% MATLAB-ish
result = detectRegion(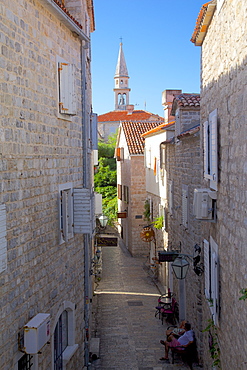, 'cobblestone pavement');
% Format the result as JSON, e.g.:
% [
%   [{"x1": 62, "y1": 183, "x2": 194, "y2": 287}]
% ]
[{"x1": 90, "y1": 240, "x2": 201, "y2": 370}]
